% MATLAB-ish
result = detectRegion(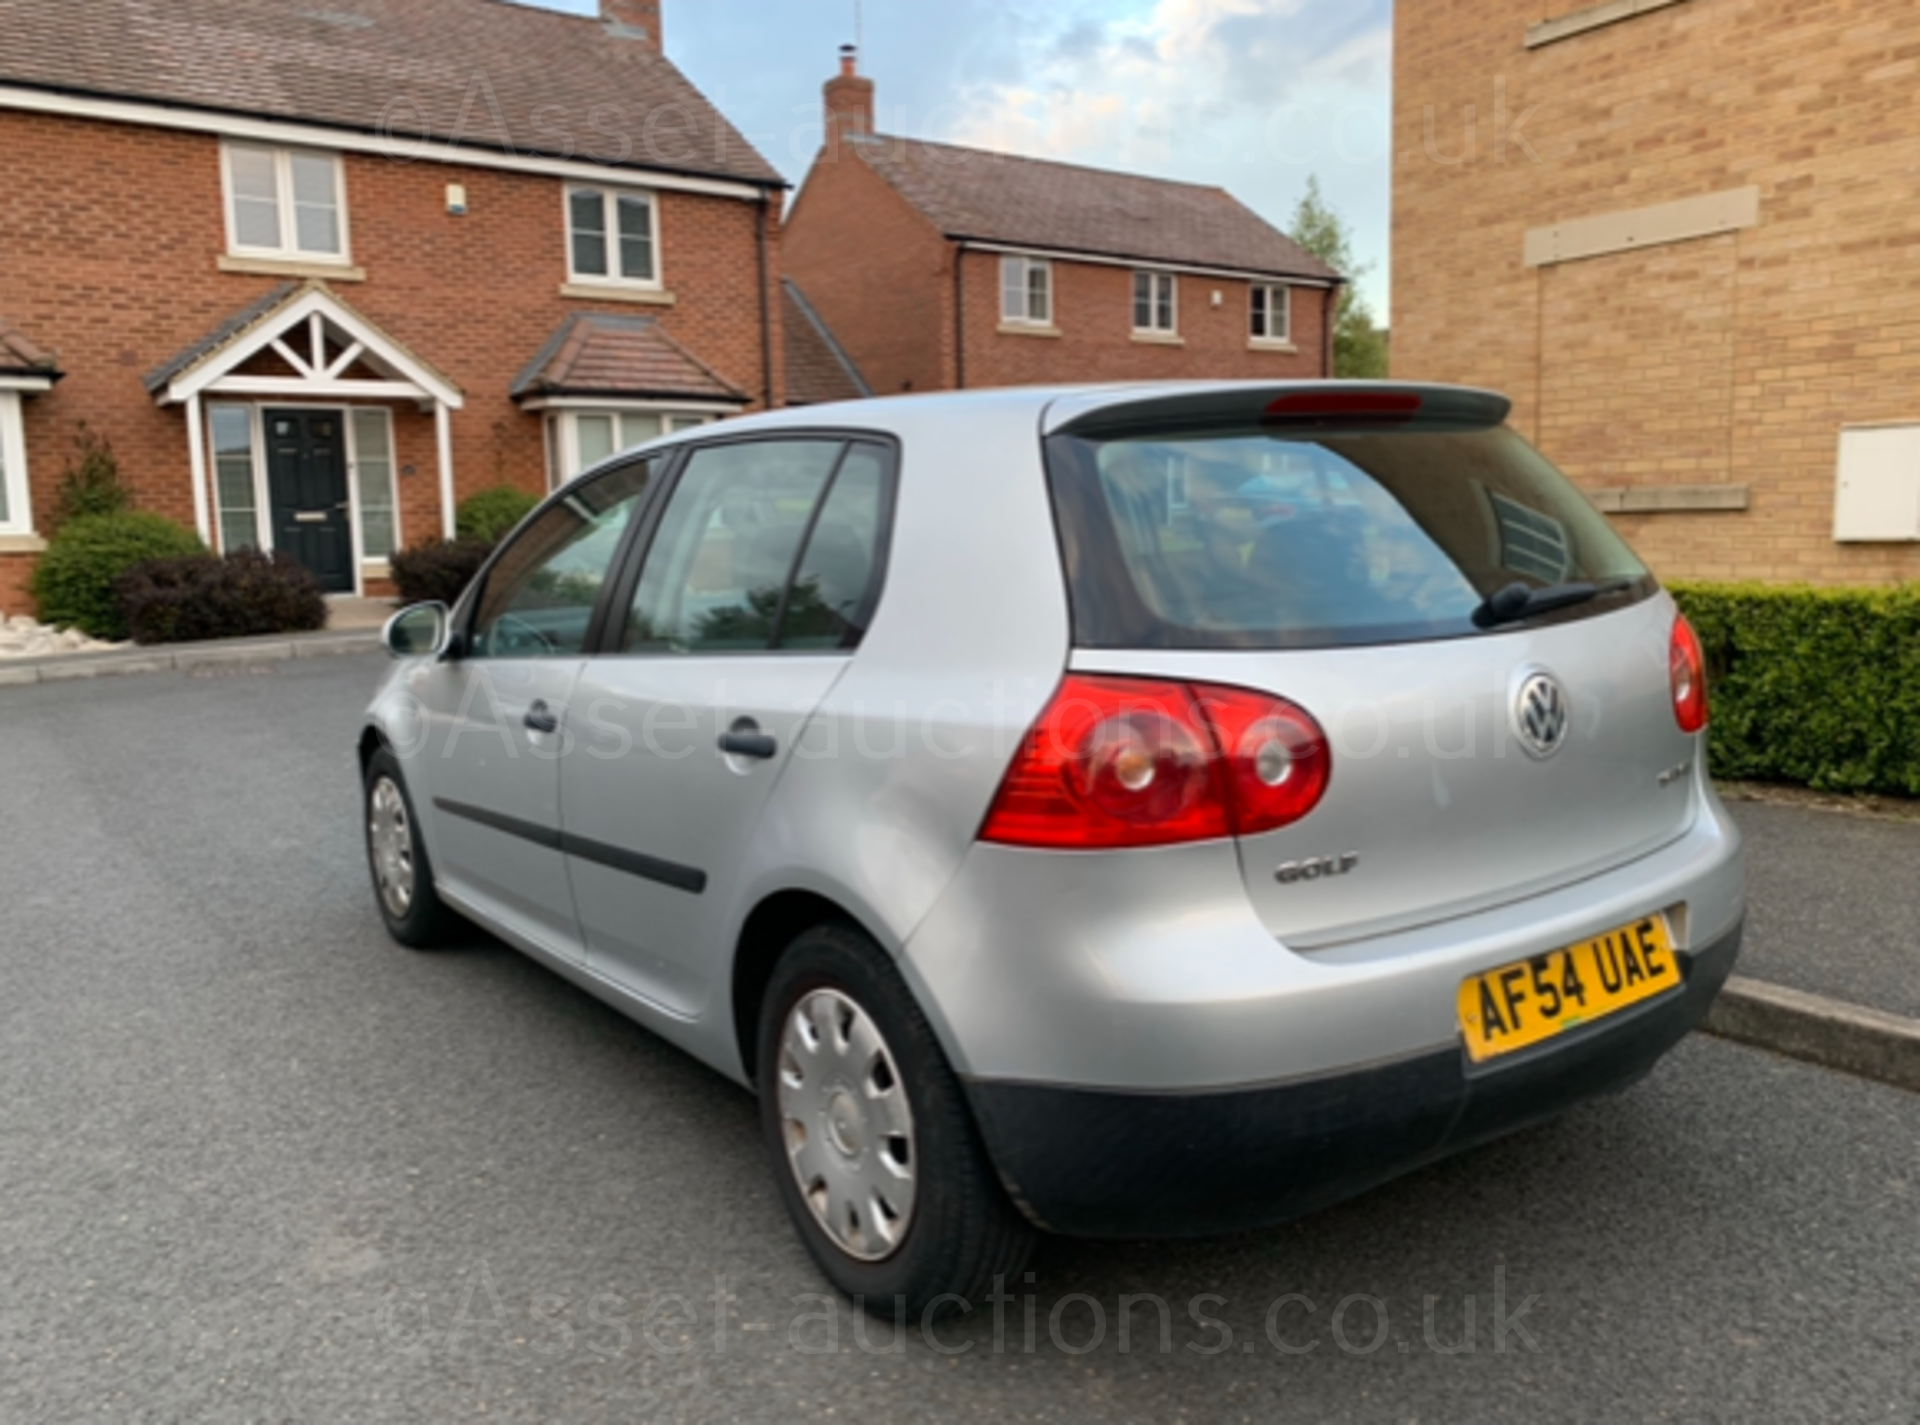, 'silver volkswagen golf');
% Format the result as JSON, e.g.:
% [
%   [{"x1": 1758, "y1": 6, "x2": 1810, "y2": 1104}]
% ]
[{"x1": 360, "y1": 383, "x2": 1744, "y2": 1314}]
